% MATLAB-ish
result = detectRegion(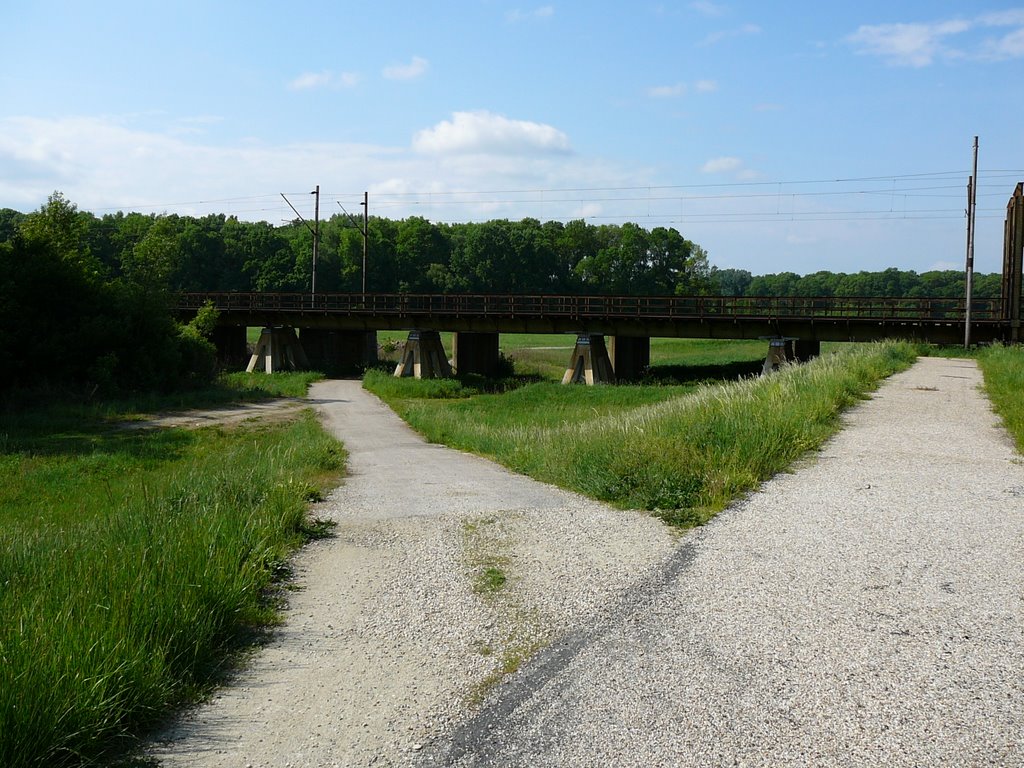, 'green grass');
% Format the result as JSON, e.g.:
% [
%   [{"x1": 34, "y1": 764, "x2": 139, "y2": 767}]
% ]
[
  {"x1": 367, "y1": 341, "x2": 918, "y2": 527},
  {"x1": 978, "y1": 344, "x2": 1024, "y2": 452},
  {"x1": 0, "y1": 392, "x2": 343, "y2": 766},
  {"x1": 375, "y1": 331, "x2": 771, "y2": 383}
]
